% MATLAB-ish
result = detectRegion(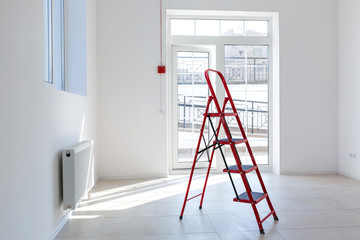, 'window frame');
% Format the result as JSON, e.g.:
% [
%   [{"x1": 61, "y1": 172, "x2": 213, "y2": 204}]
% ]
[
  {"x1": 166, "y1": 10, "x2": 277, "y2": 173},
  {"x1": 171, "y1": 45, "x2": 216, "y2": 170},
  {"x1": 44, "y1": 0, "x2": 65, "y2": 90}
]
